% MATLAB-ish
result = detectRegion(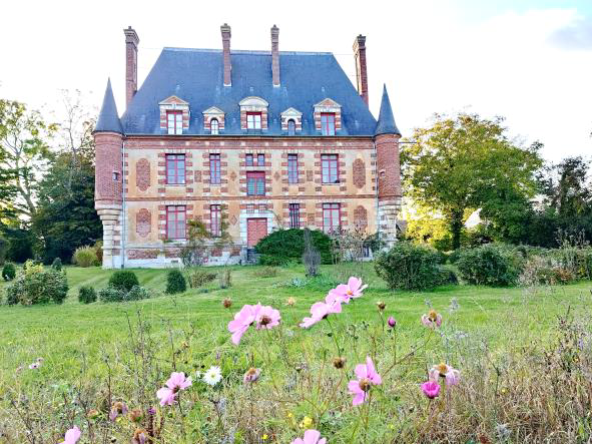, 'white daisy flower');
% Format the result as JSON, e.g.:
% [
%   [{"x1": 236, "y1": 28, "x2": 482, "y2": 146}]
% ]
[{"x1": 202, "y1": 366, "x2": 222, "y2": 386}]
